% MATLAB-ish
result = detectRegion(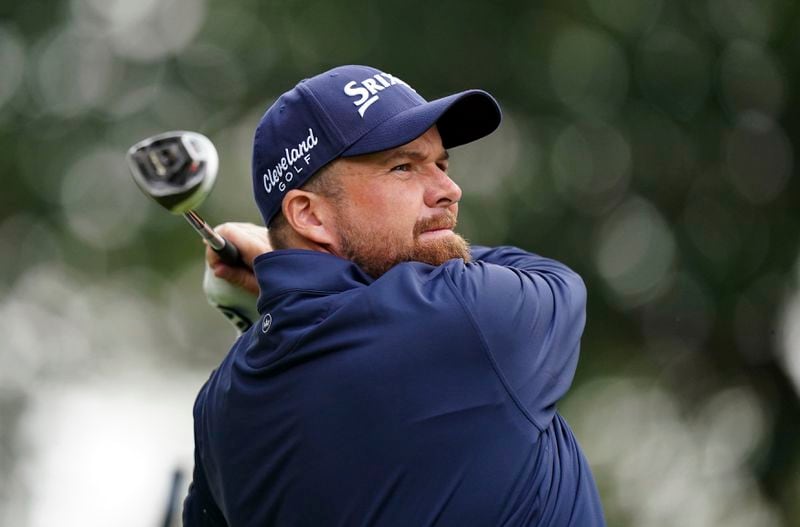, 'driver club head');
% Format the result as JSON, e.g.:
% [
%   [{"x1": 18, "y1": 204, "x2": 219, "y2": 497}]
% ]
[{"x1": 126, "y1": 131, "x2": 219, "y2": 214}]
